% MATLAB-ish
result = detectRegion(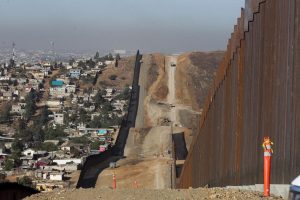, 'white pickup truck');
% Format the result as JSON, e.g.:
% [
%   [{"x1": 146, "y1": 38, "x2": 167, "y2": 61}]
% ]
[{"x1": 289, "y1": 175, "x2": 300, "y2": 199}]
